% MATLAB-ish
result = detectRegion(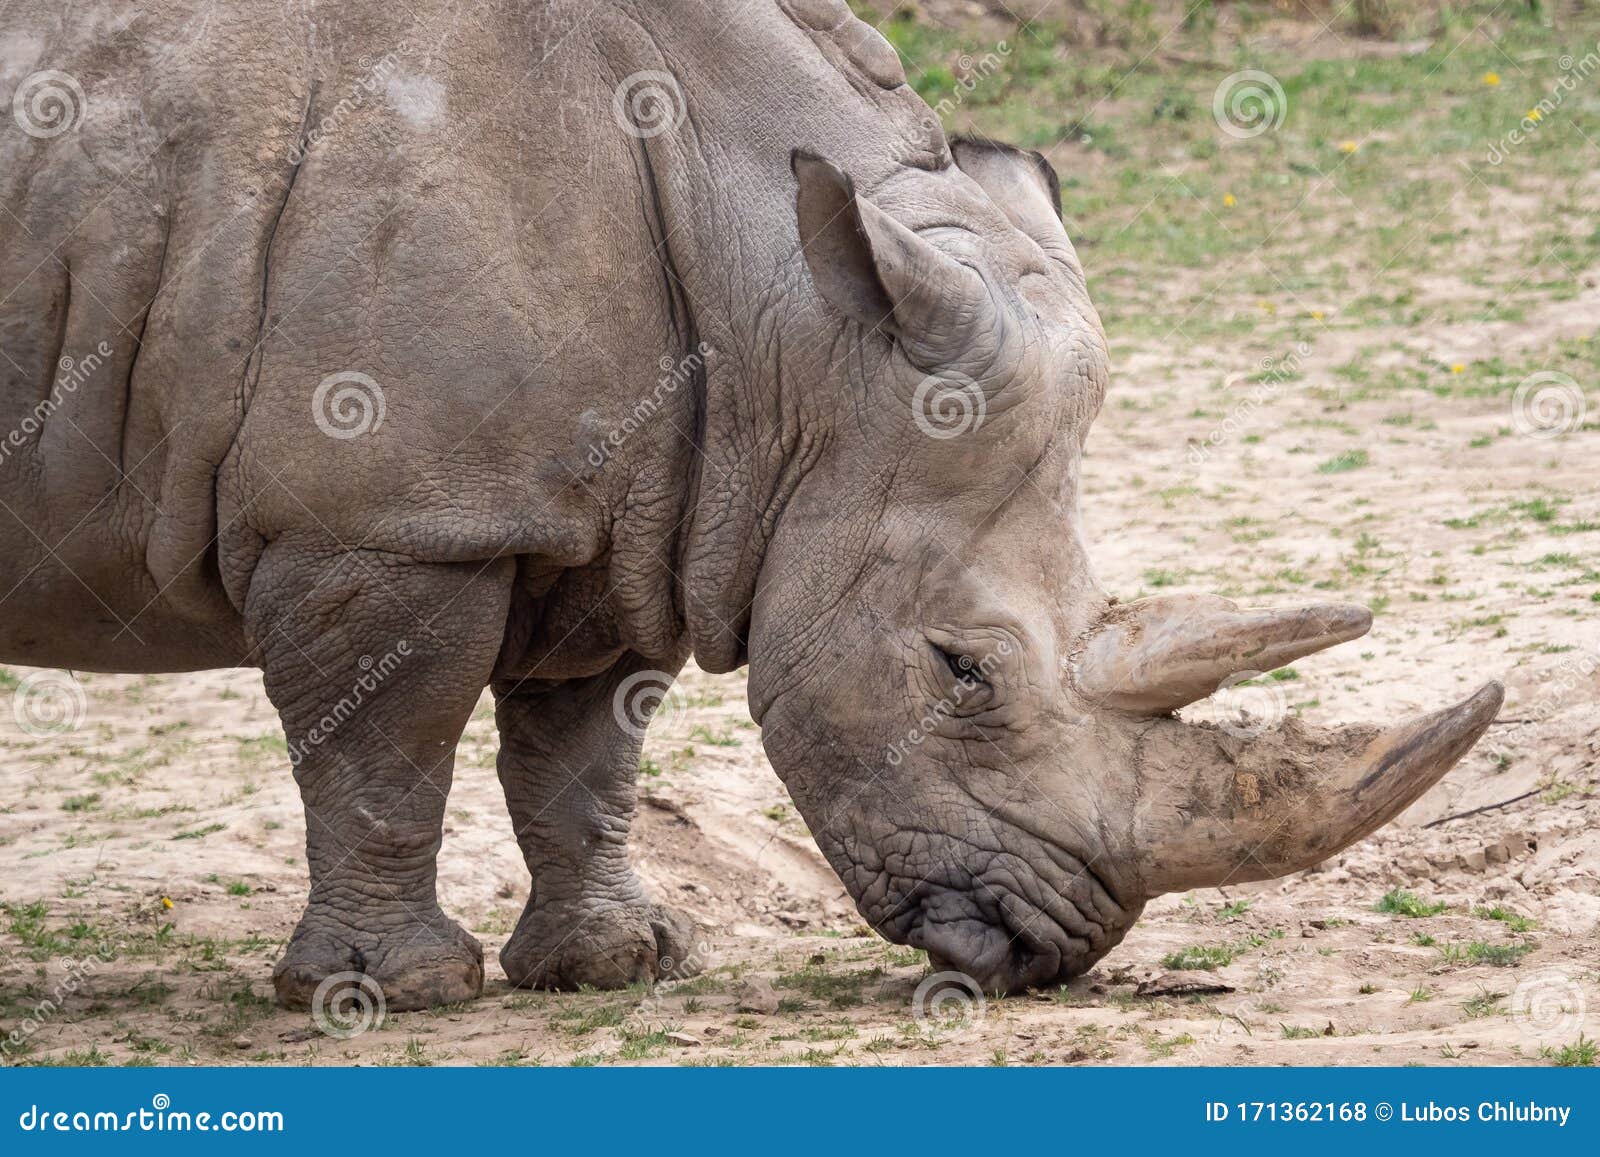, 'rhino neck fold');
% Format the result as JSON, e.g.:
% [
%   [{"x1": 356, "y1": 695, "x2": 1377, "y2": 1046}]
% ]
[{"x1": 594, "y1": 2, "x2": 953, "y2": 672}]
